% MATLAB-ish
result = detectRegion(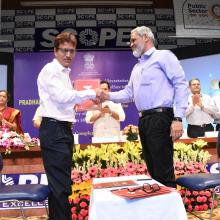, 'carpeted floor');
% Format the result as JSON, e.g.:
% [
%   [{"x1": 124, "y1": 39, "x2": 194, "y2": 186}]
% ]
[
  {"x1": 187, "y1": 208, "x2": 220, "y2": 220},
  {"x1": 0, "y1": 217, "x2": 47, "y2": 220},
  {"x1": 0, "y1": 209, "x2": 220, "y2": 220}
]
